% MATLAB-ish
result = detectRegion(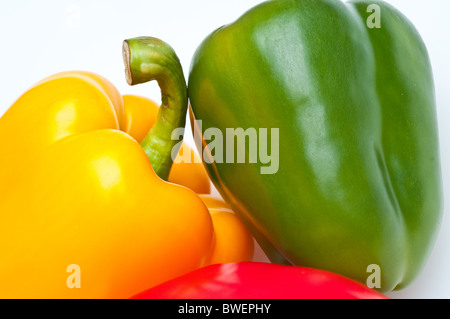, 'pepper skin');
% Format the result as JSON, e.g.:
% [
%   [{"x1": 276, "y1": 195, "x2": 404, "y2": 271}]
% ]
[
  {"x1": 131, "y1": 262, "x2": 387, "y2": 299},
  {"x1": 188, "y1": 0, "x2": 442, "y2": 292}
]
